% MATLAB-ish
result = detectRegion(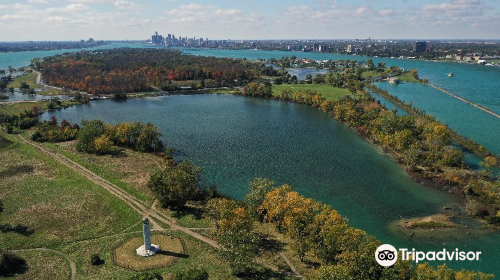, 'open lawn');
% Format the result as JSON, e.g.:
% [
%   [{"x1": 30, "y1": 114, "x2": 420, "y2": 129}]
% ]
[
  {"x1": 2, "y1": 250, "x2": 71, "y2": 280},
  {"x1": 0, "y1": 132, "x2": 140, "y2": 250},
  {"x1": 272, "y1": 84, "x2": 356, "y2": 101},
  {"x1": 40, "y1": 140, "x2": 159, "y2": 204},
  {"x1": 0, "y1": 101, "x2": 48, "y2": 116},
  {"x1": 8, "y1": 72, "x2": 41, "y2": 89},
  {"x1": 395, "y1": 72, "x2": 425, "y2": 83},
  {"x1": 0, "y1": 100, "x2": 80, "y2": 116}
]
